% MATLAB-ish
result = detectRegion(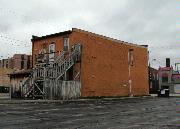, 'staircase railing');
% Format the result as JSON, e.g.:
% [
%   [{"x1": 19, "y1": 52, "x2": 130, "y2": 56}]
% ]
[
  {"x1": 55, "y1": 47, "x2": 81, "y2": 80},
  {"x1": 54, "y1": 51, "x2": 65, "y2": 64},
  {"x1": 33, "y1": 43, "x2": 81, "y2": 79},
  {"x1": 22, "y1": 43, "x2": 81, "y2": 98},
  {"x1": 21, "y1": 75, "x2": 33, "y2": 97},
  {"x1": 33, "y1": 67, "x2": 45, "y2": 79}
]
